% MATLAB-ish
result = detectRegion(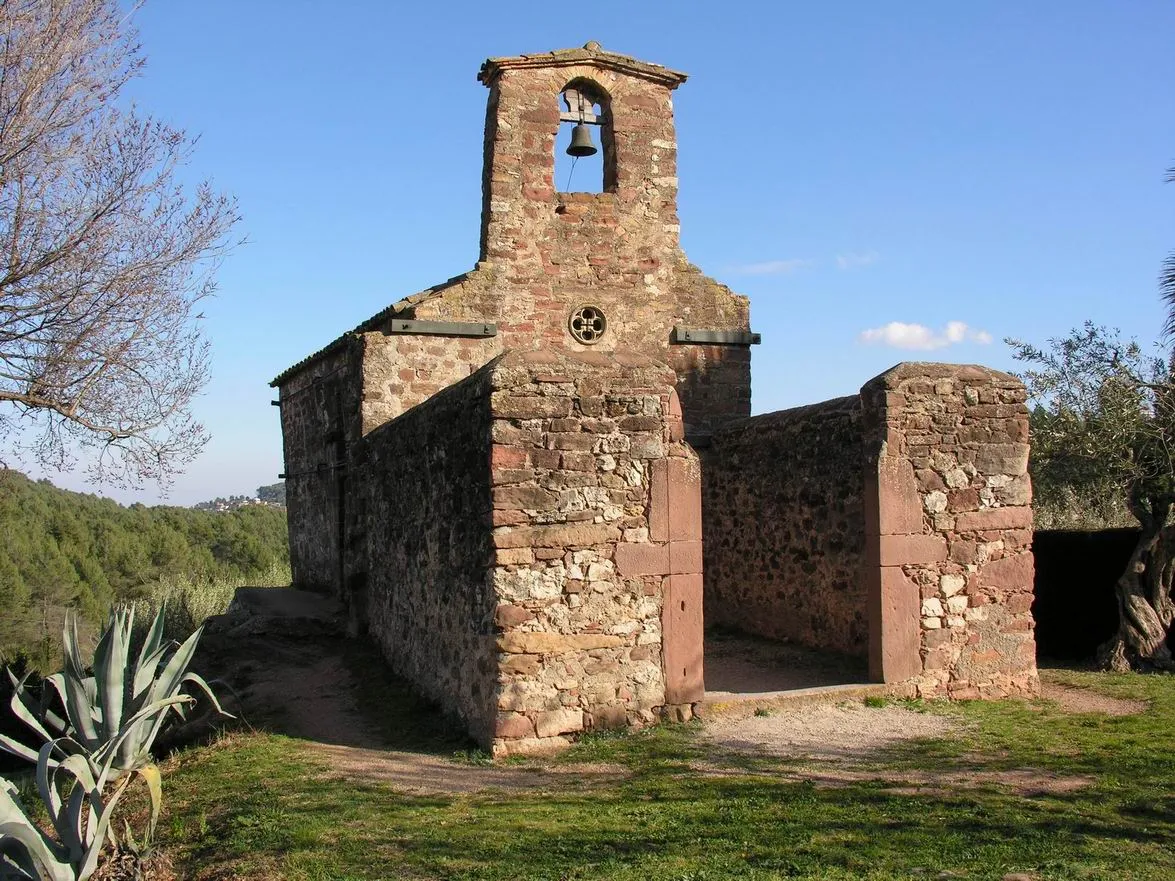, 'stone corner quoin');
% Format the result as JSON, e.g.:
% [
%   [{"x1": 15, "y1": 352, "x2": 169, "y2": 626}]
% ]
[{"x1": 862, "y1": 361, "x2": 1038, "y2": 700}]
